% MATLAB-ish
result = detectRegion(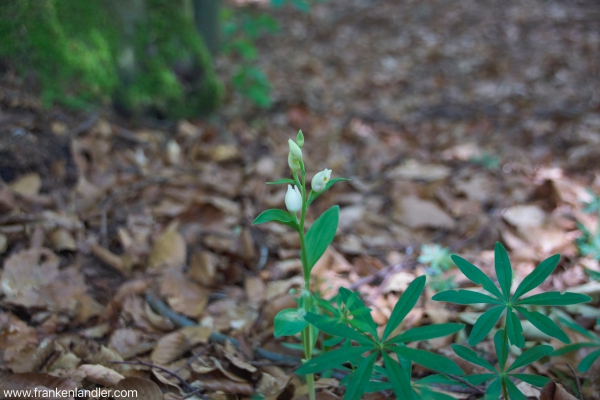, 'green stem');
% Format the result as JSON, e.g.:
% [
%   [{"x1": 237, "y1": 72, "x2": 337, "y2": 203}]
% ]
[{"x1": 502, "y1": 314, "x2": 509, "y2": 399}]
